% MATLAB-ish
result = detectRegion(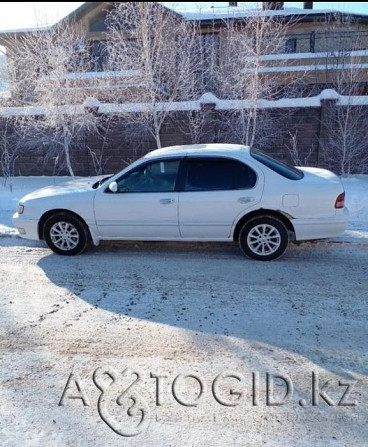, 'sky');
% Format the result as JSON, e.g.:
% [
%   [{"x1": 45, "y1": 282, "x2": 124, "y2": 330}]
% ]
[{"x1": 0, "y1": 2, "x2": 367, "y2": 32}]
